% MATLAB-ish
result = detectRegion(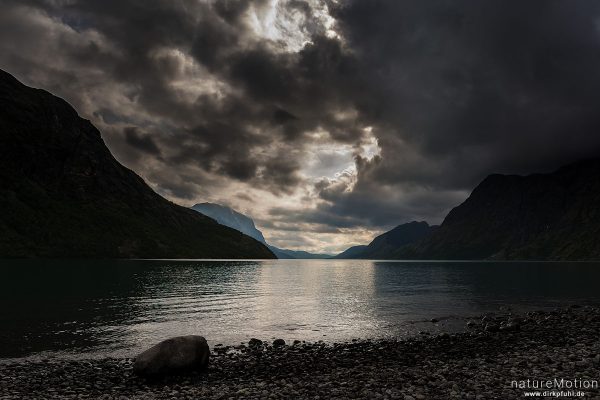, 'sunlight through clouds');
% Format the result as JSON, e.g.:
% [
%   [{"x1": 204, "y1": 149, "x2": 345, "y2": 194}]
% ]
[
  {"x1": 4, "y1": 0, "x2": 598, "y2": 253},
  {"x1": 248, "y1": 0, "x2": 339, "y2": 52}
]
